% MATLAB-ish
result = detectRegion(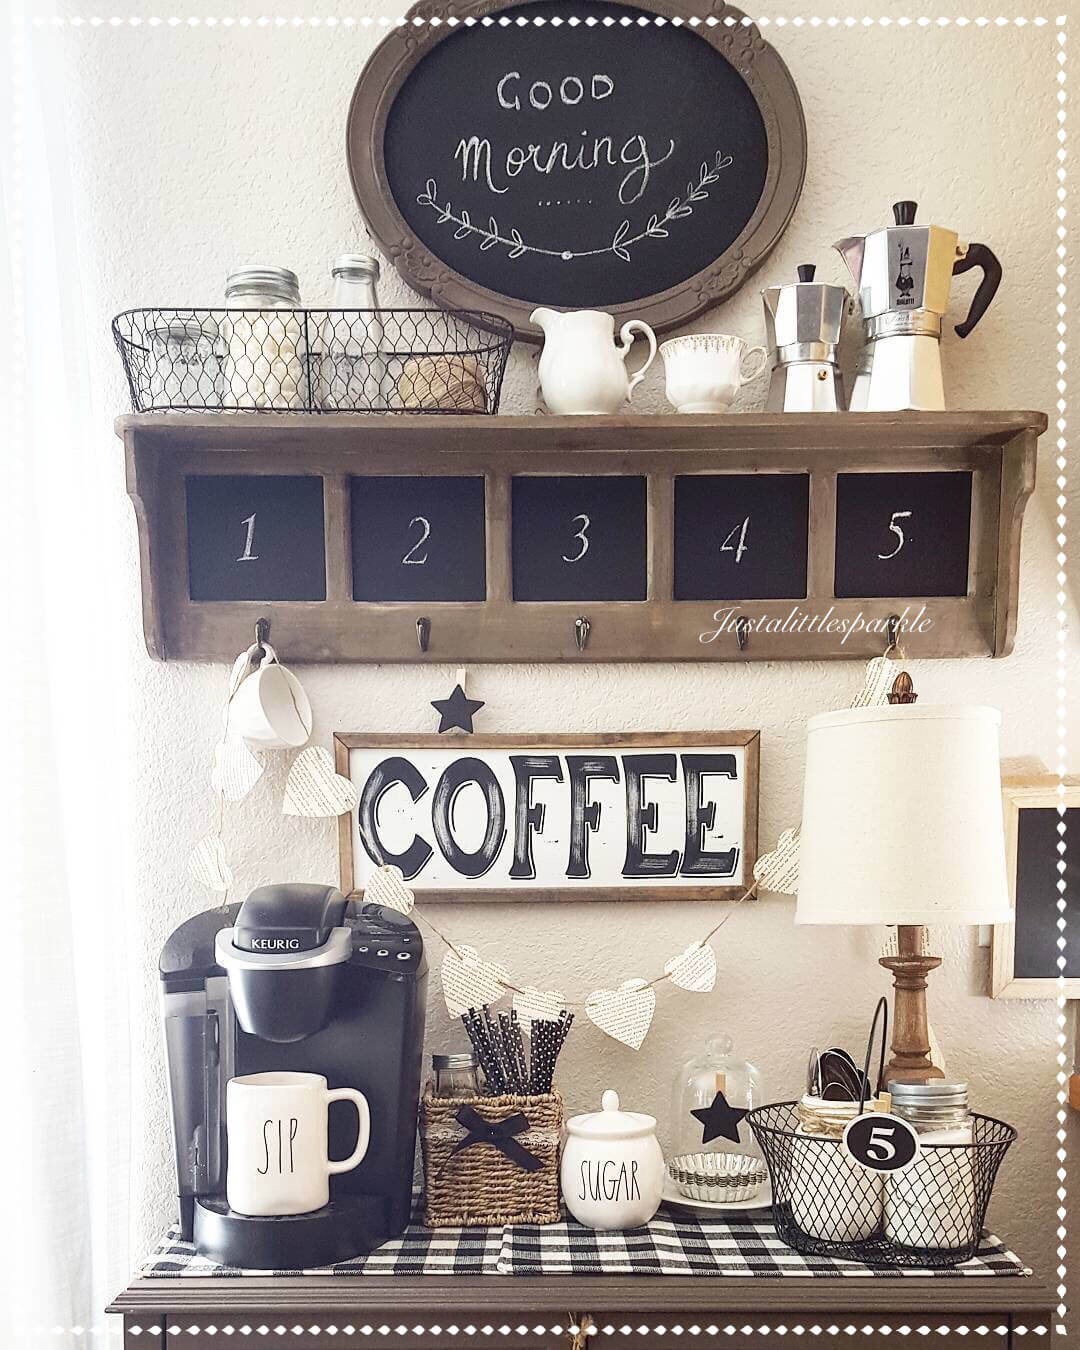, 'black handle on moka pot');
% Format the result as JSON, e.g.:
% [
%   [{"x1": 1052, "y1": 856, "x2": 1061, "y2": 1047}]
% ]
[{"x1": 952, "y1": 243, "x2": 1002, "y2": 338}]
